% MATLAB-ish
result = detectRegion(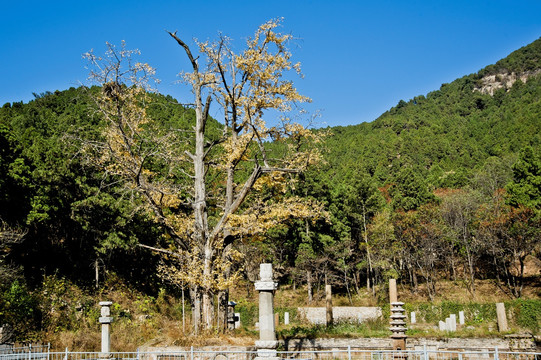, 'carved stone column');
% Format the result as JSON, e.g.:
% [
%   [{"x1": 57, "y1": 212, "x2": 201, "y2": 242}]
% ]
[
  {"x1": 99, "y1": 301, "x2": 113, "y2": 357},
  {"x1": 255, "y1": 264, "x2": 278, "y2": 360}
]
